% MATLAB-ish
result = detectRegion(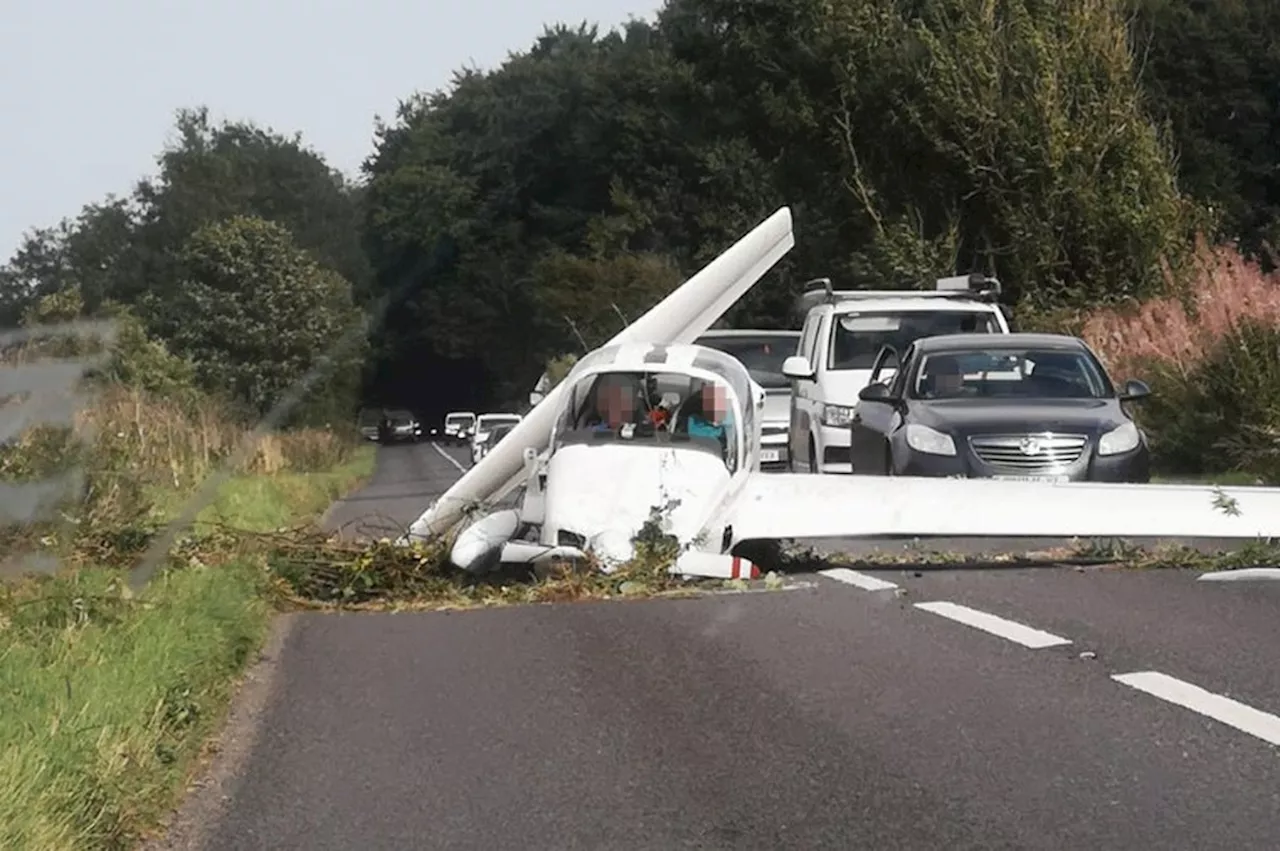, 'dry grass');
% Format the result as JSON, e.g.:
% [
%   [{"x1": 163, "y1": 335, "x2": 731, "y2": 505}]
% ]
[
  {"x1": 82, "y1": 385, "x2": 356, "y2": 488},
  {"x1": 1080, "y1": 235, "x2": 1280, "y2": 378}
]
